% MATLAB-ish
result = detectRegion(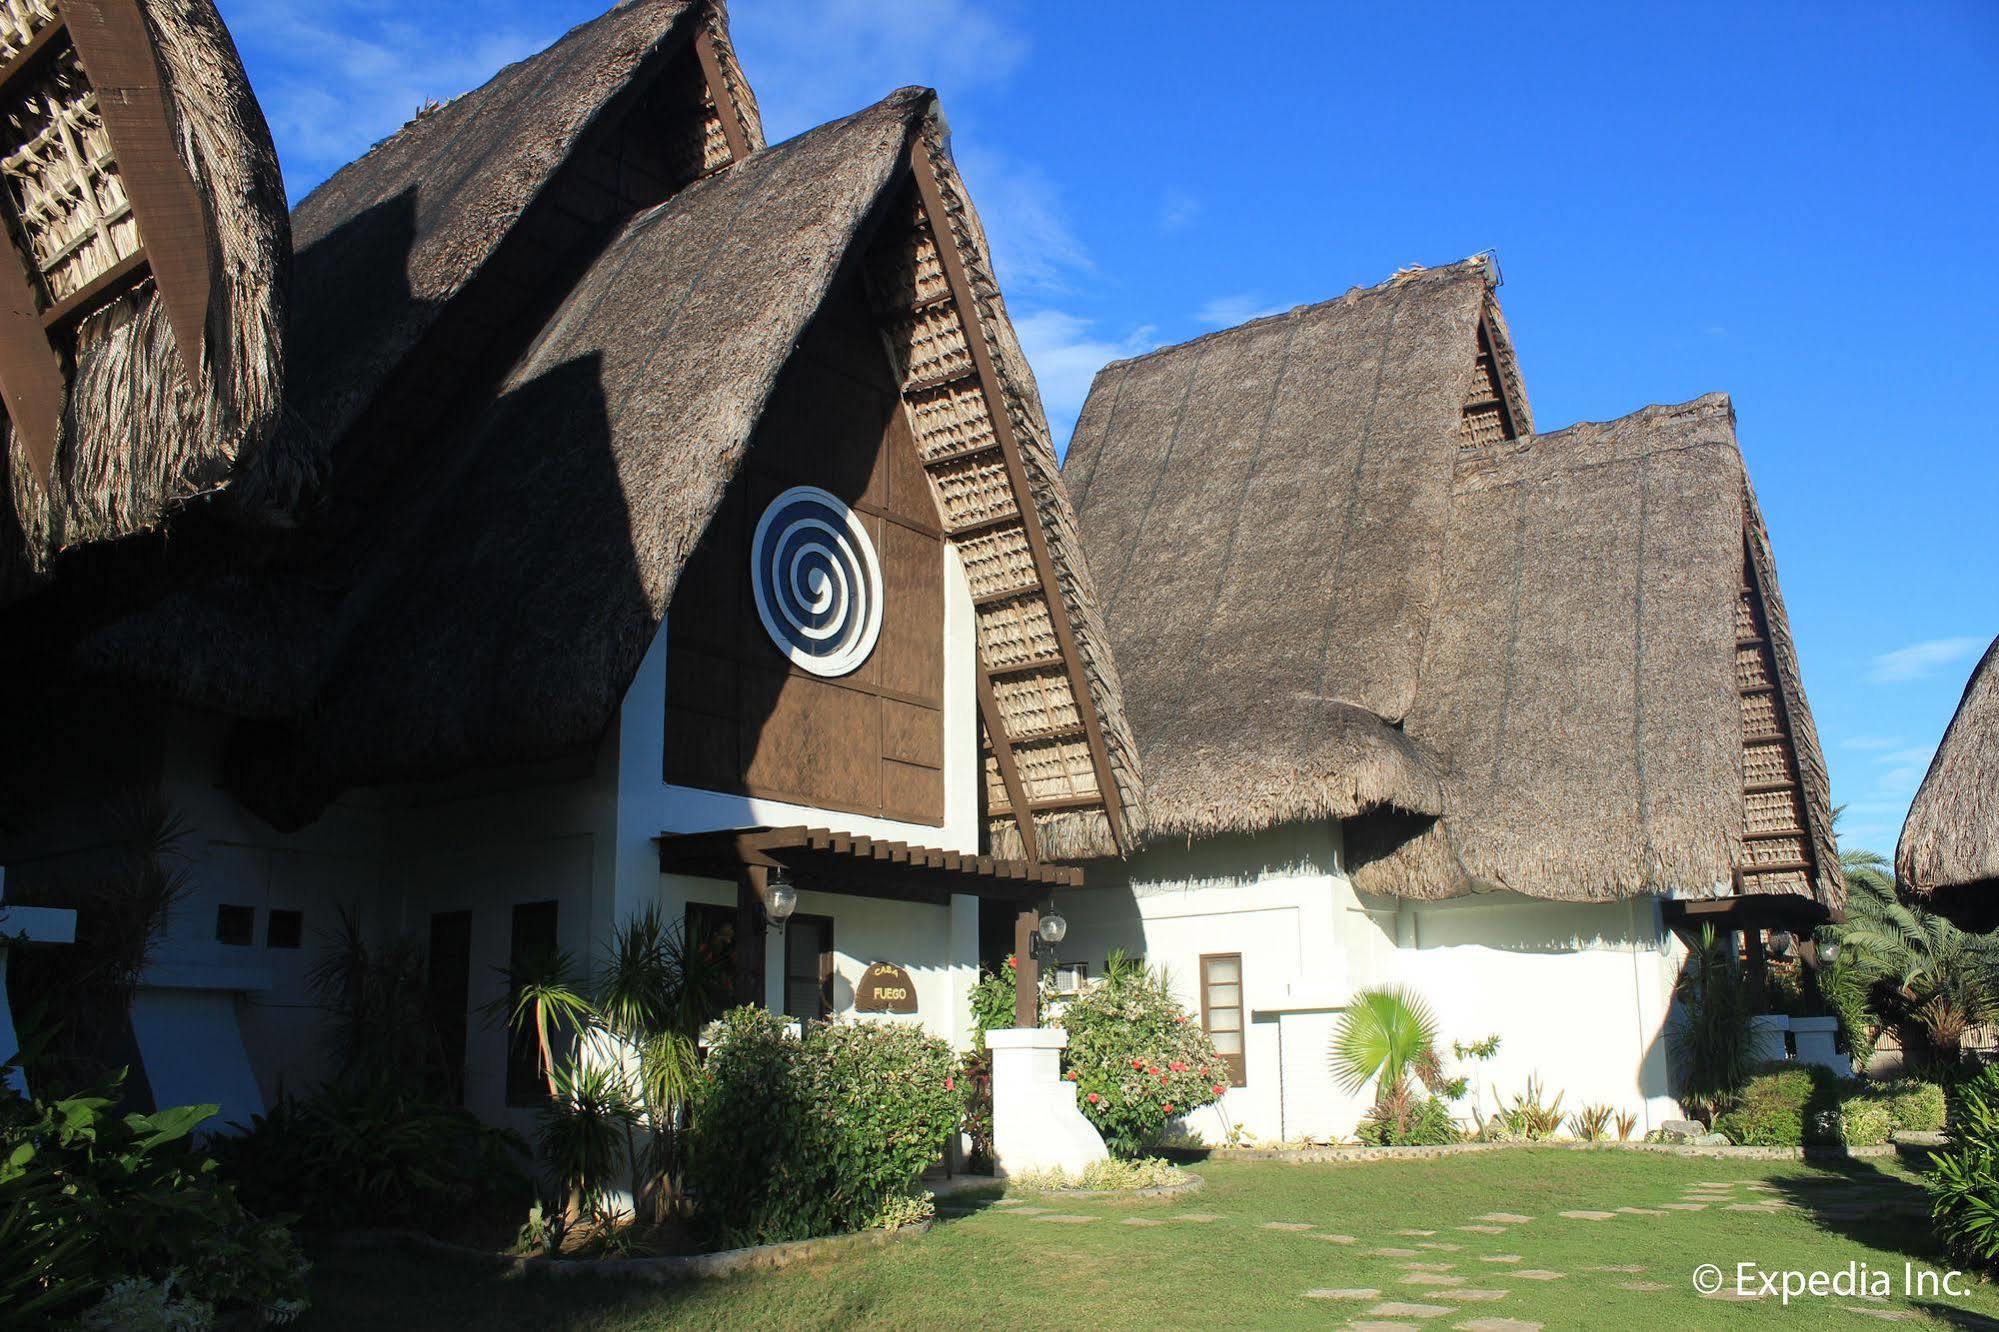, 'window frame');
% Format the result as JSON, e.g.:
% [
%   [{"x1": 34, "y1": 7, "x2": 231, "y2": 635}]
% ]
[
  {"x1": 782, "y1": 913, "x2": 836, "y2": 1023},
  {"x1": 1198, "y1": 952, "x2": 1247, "y2": 1088}
]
